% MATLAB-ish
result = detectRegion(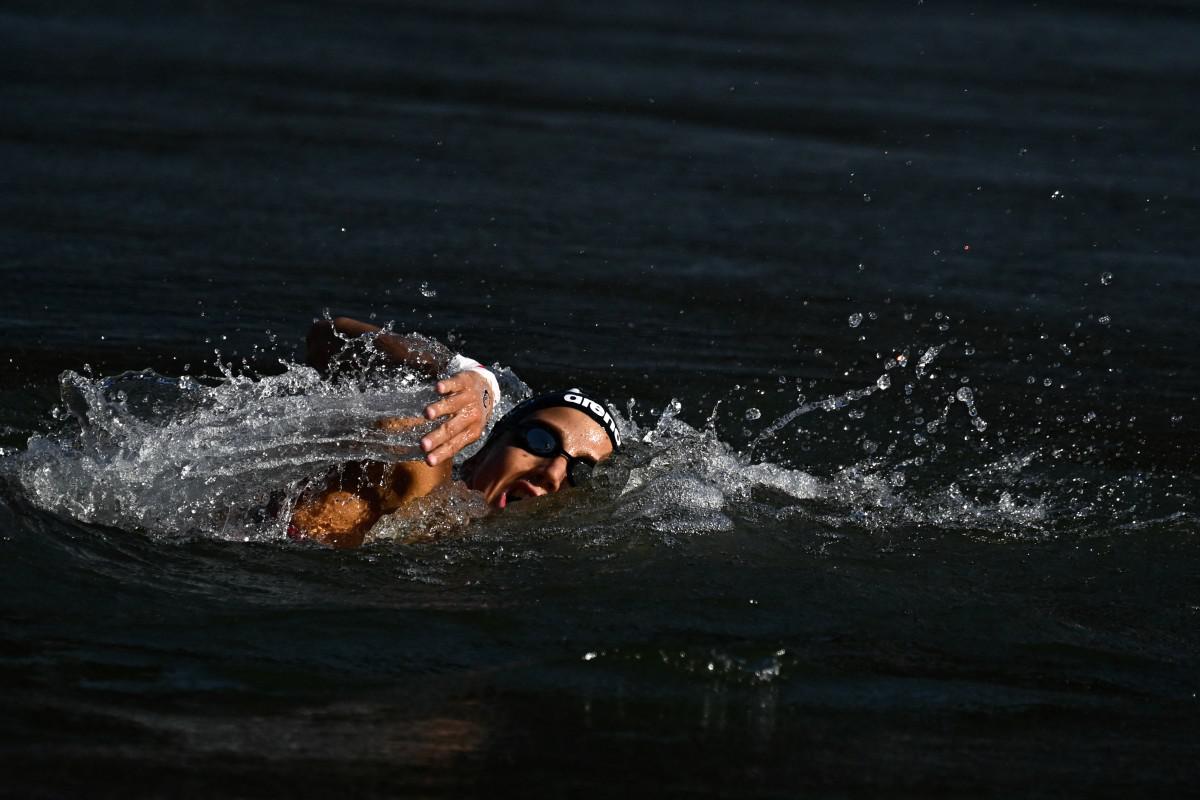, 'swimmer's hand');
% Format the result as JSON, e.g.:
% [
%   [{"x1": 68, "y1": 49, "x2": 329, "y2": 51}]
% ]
[{"x1": 419, "y1": 370, "x2": 494, "y2": 466}]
